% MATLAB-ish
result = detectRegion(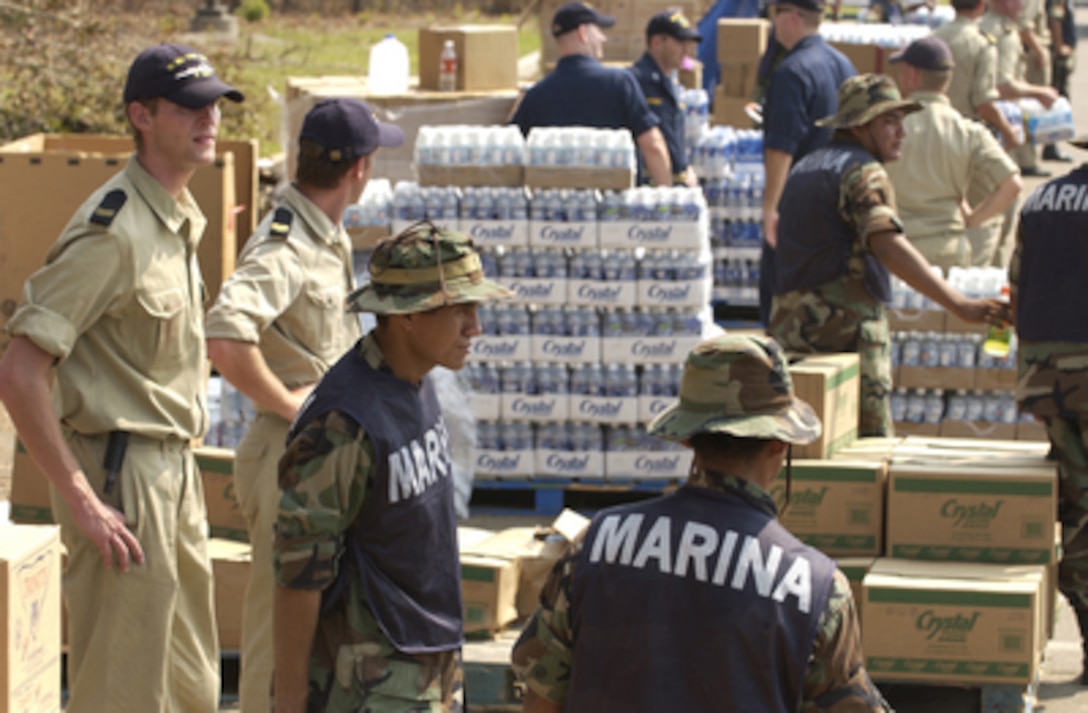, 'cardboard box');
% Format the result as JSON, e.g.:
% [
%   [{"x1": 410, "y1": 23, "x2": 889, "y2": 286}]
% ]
[
  {"x1": 892, "y1": 421, "x2": 941, "y2": 437},
  {"x1": 460, "y1": 554, "x2": 520, "y2": 635},
  {"x1": 417, "y1": 163, "x2": 524, "y2": 188},
  {"x1": 897, "y1": 365, "x2": 975, "y2": 391},
  {"x1": 885, "y1": 459, "x2": 1056, "y2": 564},
  {"x1": 774, "y1": 460, "x2": 887, "y2": 557},
  {"x1": 347, "y1": 225, "x2": 392, "y2": 251},
  {"x1": 887, "y1": 308, "x2": 946, "y2": 333},
  {"x1": 831, "y1": 437, "x2": 902, "y2": 462},
  {"x1": 939, "y1": 420, "x2": 1018, "y2": 441},
  {"x1": 837, "y1": 556, "x2": 876, "y2": 625},
  {"x1": 209, "y1": 538, "x2": 250, "y2": 653},
  {"x1": 418, "y1": 26, "x2": 519, "y2": 92},
  {"x1": 194, "y1": 446, "x2": 249, "y2": 543},
  {"x1": 0, "y1": 524, "x2": 62, "y2": 713},
  {"x1": 829, "y1": 42, "x2": 887, "y2": 74},
  {"x1": 944, "y1": 311, "x2": 989, "y2": 334},
  {"x1": 0, "y1": 135, "x2": 244, "y2": 354},
  {"x1": 712, "y1": 90, "x2": 755, "y2": 128},
  {"x1": 717, "y1": 62, "x2": 759, "y2": 99},
  {"x1": 524, "y1": 165, "x2": 635, "y2": 191},
  {"x1": 285, "y1": 77, "x2": 517, "y2": 184},
  {"x1": 10, "y1": 442, "x2": 52, "y2": 526},
  {"x1": 863, "y1": 558, "x2": 1044, "y2": 685},
  {"x1": 975, "y1": 368, "x2": 1017, "y2": 391},
  {"x1": 678, "y1": 58, "x2": 703, "y2": 90},
  {"x1": 1017, "y1": 419, "x2": 1048, "y2": 442},
  {"x1": 788, "y1": 353, "x2": 860, "y2": 460},
  {"x1": 717, "y1": 18, "x2": 770, "y2": 65}
]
